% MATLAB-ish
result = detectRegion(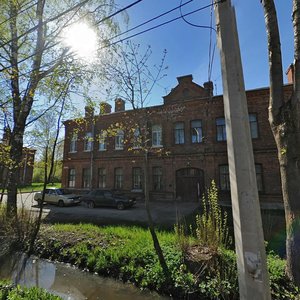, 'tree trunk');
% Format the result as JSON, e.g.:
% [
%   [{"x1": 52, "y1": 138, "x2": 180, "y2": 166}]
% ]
[
  {"x1": 143, "y1": 151, "x2": 171, "y2": 282},
  {"x1": 6, "y1": 127, "x2": 25, "y2": 215},
  {"x1": 275, "y1": 109, "x2": 300, "y2": 285},
  {"x1": 261, "y1": 0, "x2": 300, "y2": 286}
]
